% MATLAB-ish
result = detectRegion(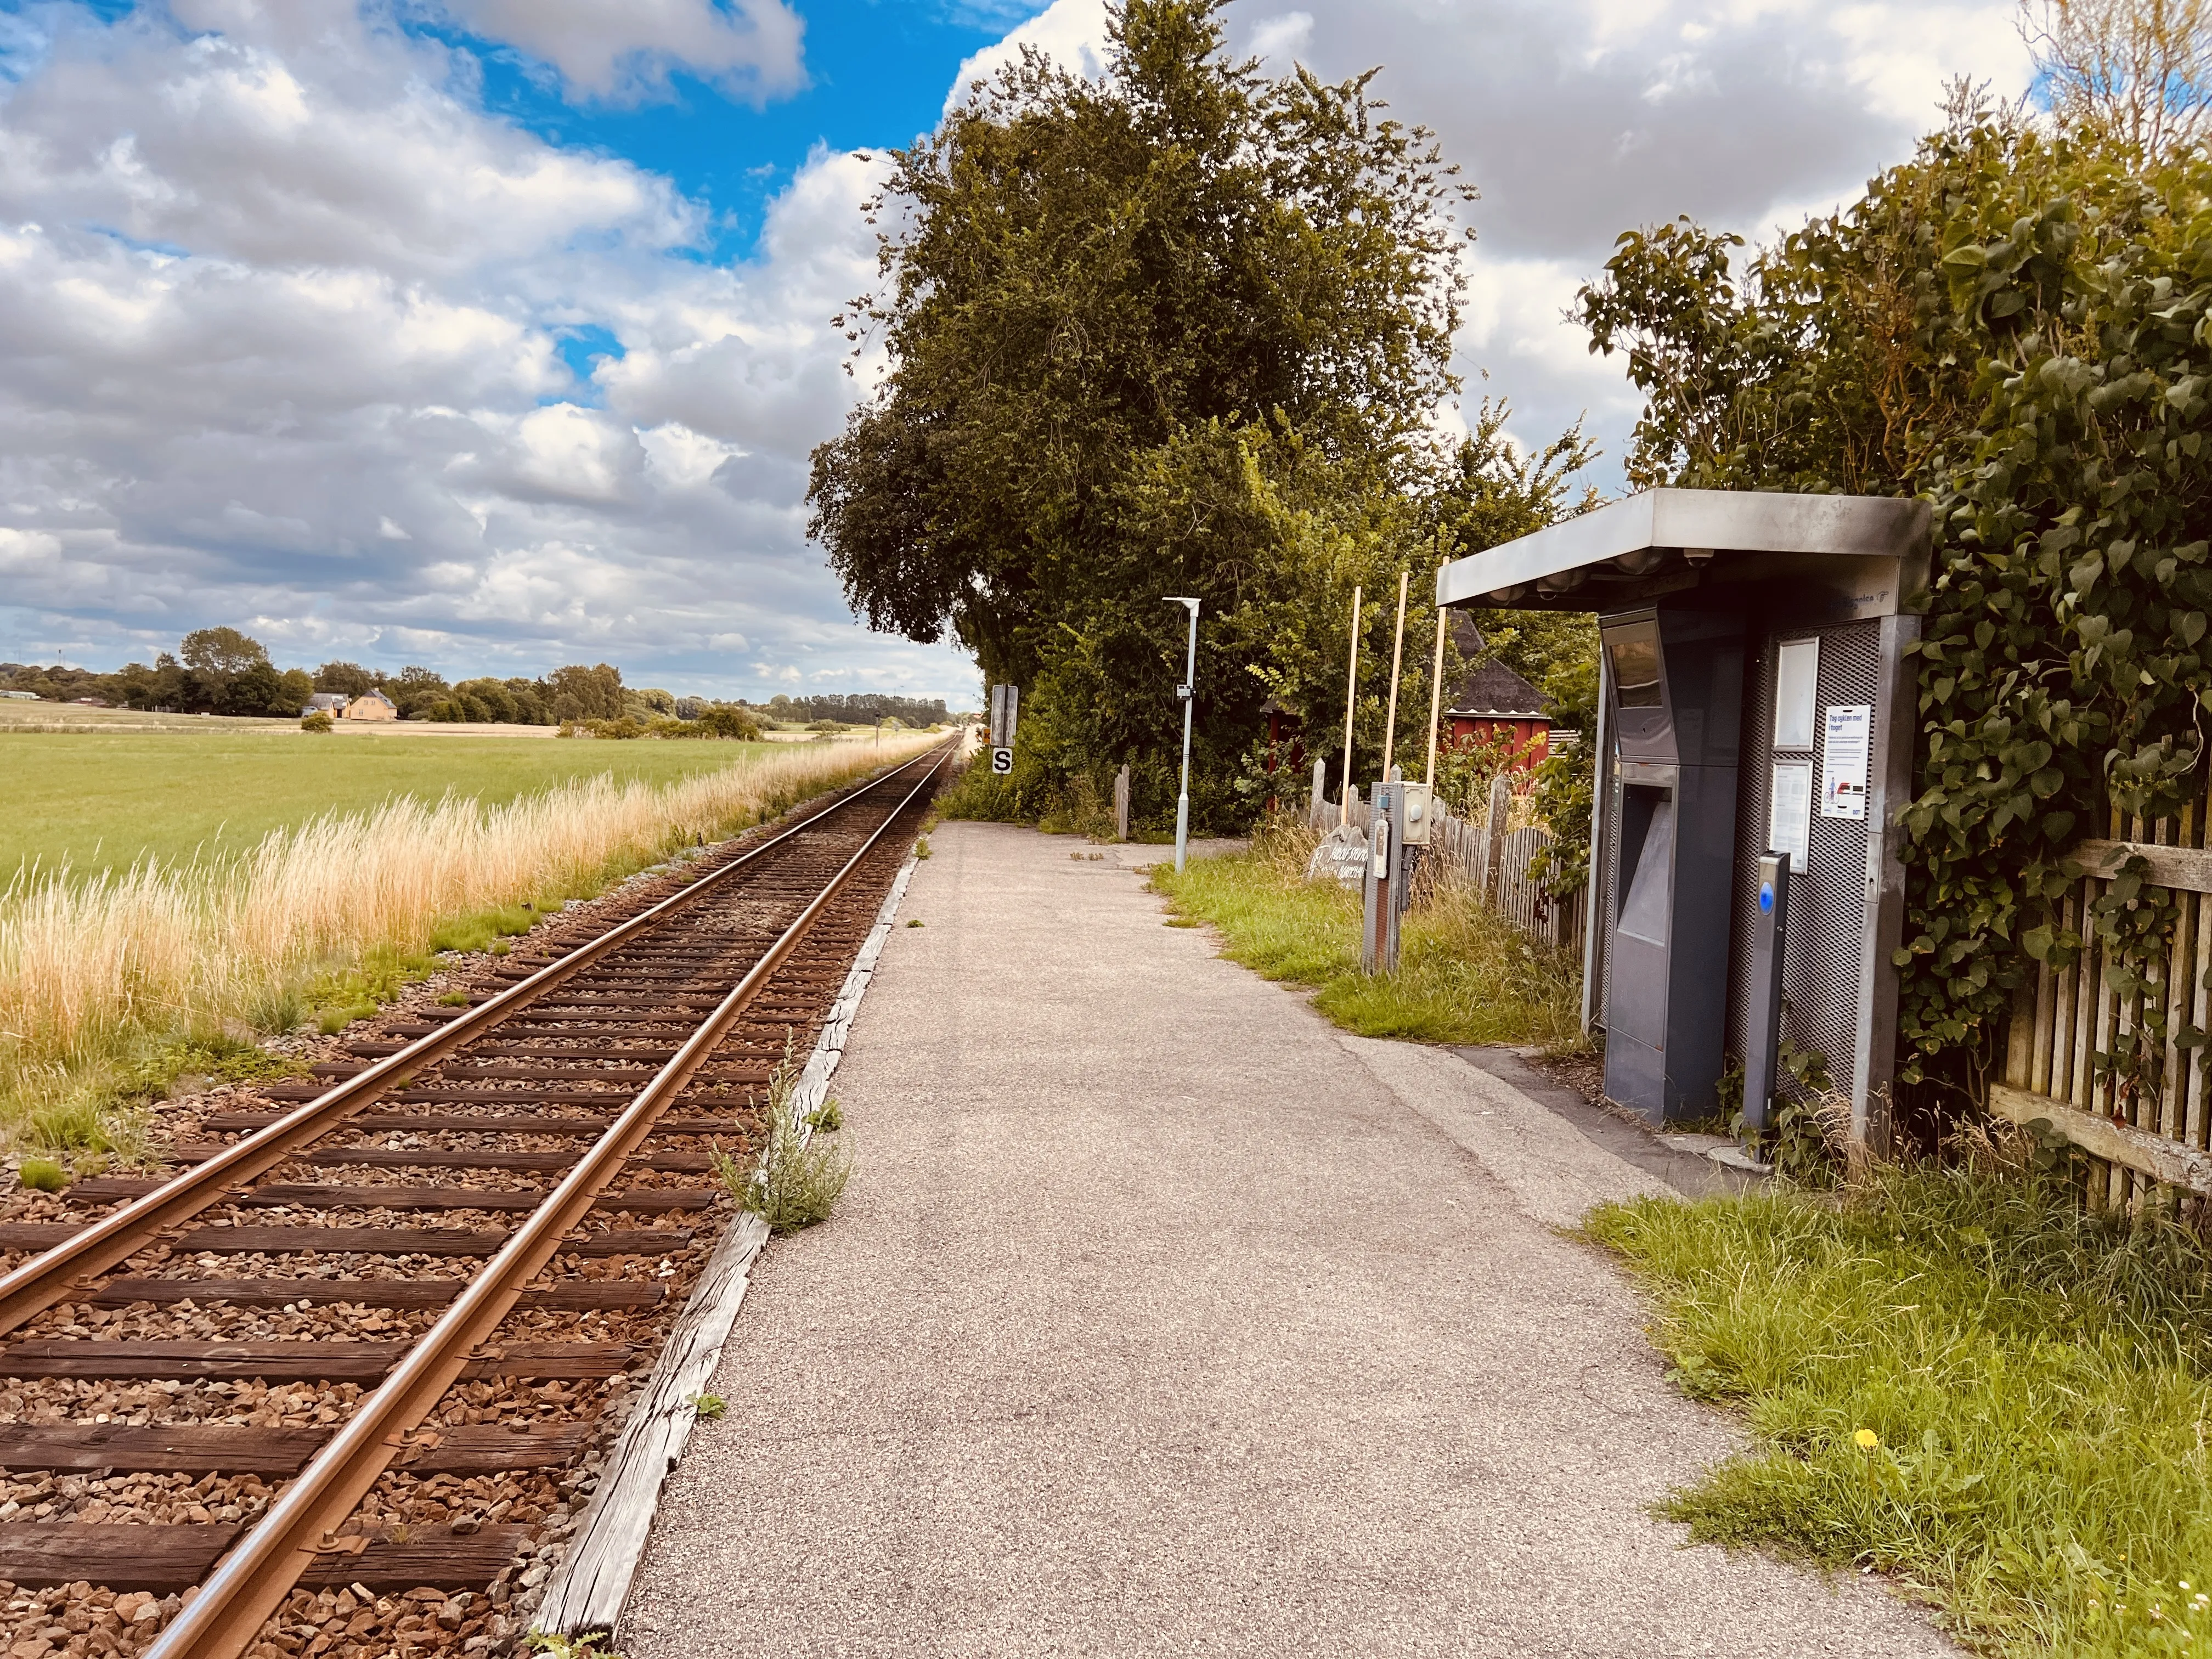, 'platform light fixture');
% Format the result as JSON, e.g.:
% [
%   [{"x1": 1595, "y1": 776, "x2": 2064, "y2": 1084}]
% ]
[{"x1": 1164, "y1": 596, "x2": 1200, "y2": 873}]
